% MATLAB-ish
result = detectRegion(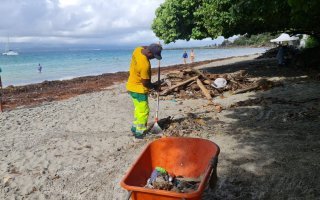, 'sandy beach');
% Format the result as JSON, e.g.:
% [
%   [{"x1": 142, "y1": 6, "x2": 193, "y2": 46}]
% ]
[{"x1": 1, "y1": 55, "x2": 320, "y2": 199}]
